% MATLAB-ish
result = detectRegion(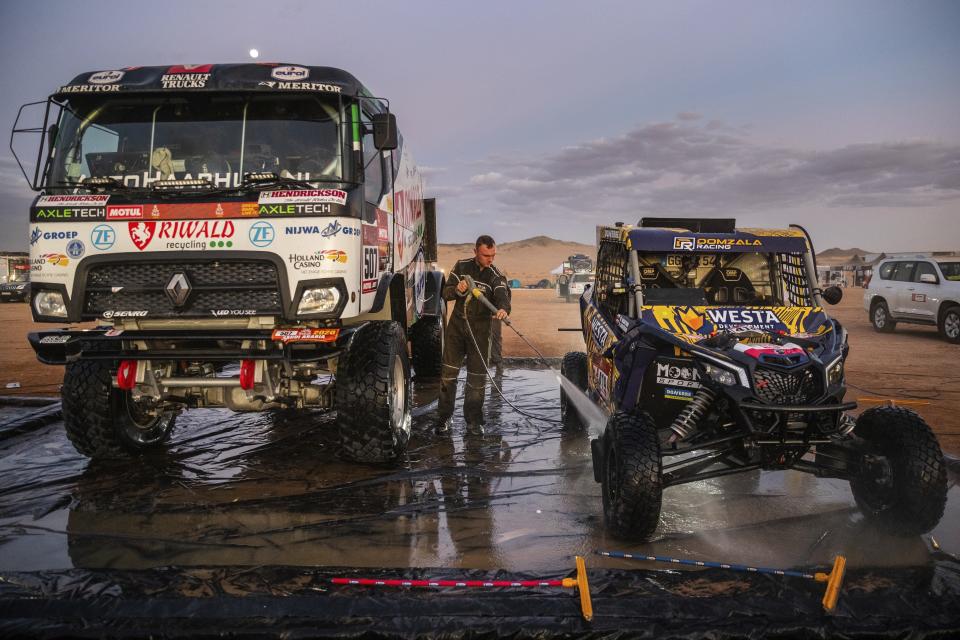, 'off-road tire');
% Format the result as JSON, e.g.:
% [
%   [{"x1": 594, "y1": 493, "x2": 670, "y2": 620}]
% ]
[
  {"x1": 410, "y1": 313, "x2": 444, "y2": 378},
  {"x1": 871, "y1": 300, "x2": 896, "y2": 333},
  {"x1": 61, "y1": 359, "x2": 176, "y2": 459},
  {"x1": 938, "y1": 305, "x2": 960, "y2": 344},
  {"x1": 336, "y1": 321, "x2": 412, "y2": 463},
  {"x1": 601, "y1": 411, "x2": 662, "y2": 540},
  {"x1": 560, "y1": 351, "x2": 588, "y2": 430},
  {"x1": 849, "y1": 406, "x2": 947, "y2": 535}
]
